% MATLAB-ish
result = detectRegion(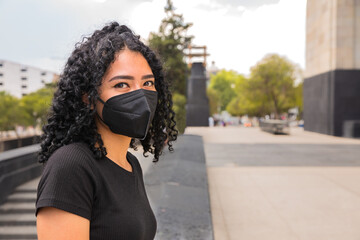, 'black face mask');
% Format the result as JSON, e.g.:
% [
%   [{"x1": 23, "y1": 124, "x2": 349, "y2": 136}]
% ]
[{"x1": 97, "y1": 88, "x2": 158, "y2": 140}]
